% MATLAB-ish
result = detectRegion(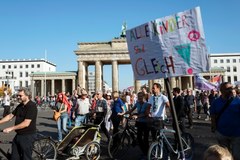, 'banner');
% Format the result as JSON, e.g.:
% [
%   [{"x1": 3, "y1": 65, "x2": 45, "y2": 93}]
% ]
[
  {"x1": 194, "y1": 74, "x2": 217, "y2": 91},
  {"x1": 126, "y1": 6, "x2": 209, "y2": 80}
]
